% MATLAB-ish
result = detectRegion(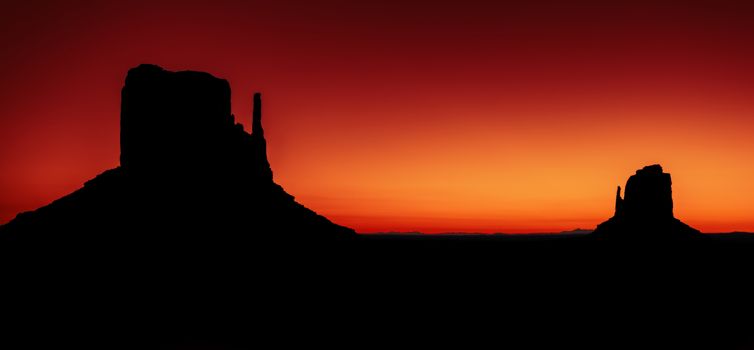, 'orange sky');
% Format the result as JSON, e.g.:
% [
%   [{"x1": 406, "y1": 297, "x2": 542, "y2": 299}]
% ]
[{"x1": 1, "y1": 0, "x2": 753, "y2": 233}]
